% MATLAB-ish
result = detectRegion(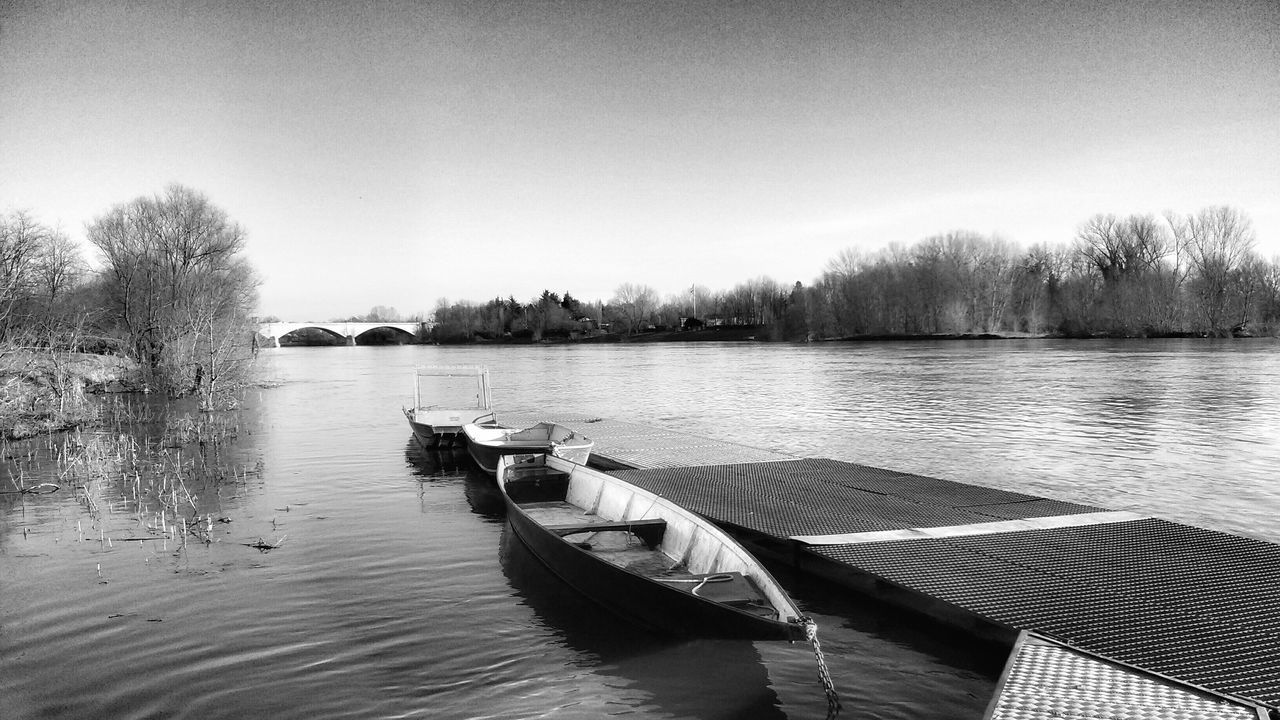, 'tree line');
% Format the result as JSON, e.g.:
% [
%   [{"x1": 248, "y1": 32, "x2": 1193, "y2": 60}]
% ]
[
  {"x1": 6, "y1": 192, "x2": 1269, "y2": 411},
  {"x1": 432, "y1": 291, "x2": 596, "y2": 342},
  {"x1": 429, "y1": 205, "x2": 1277, "y2": 343},
  {"x1": 810, "y1": 206, "x2": 1277, "y2": 339},
  {"x1": 2, "y1": 184, "x2": 259, "y2": 409}
]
